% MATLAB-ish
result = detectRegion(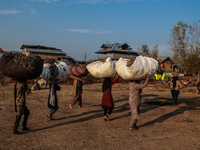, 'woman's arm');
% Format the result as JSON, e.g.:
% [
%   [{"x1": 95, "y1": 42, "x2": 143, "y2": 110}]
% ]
[
  {"x1": 136, "y1": 74, "x2": 150, "y2": 90},
  {"x1": 111, "y1": 75, "x2": 119, "y2": 85}
]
